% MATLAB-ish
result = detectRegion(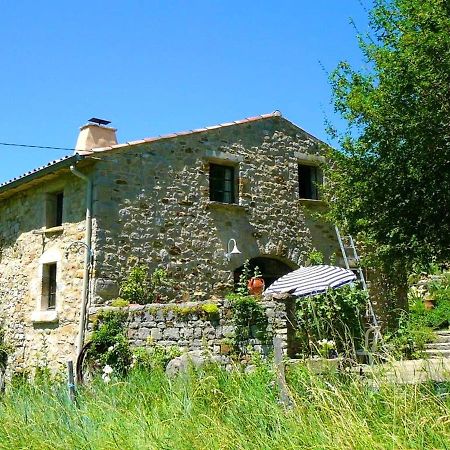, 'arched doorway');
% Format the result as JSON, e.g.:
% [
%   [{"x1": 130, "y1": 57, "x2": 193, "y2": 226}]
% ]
[{"x1": 233, "y1": 256, "x2": 295, "y2": 290}]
